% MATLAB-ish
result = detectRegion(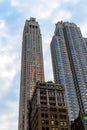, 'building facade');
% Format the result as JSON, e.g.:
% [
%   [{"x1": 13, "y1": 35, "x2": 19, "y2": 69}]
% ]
[
  {"x1": 30, "y1": 81, "x2": 71, "y2": 130},
  {"x1": 50, "y1": 21, "x2": 87, "y2": 121},
  {"x1": 18, "y1": 18, "x2": 44, "y2": 130}
]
